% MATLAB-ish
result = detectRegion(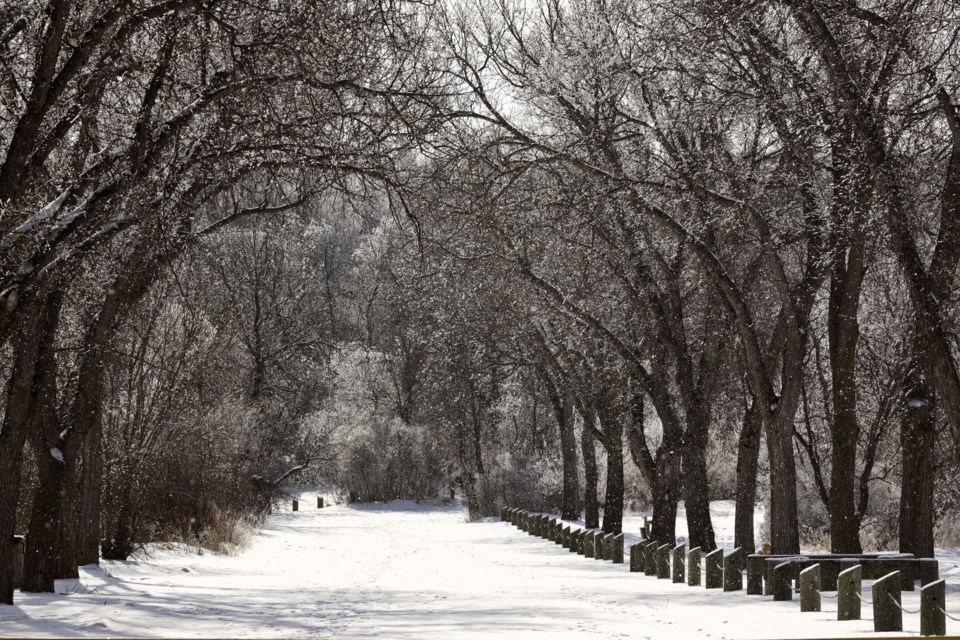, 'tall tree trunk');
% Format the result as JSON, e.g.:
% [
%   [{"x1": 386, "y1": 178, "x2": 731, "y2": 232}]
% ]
[
  {"x1": 538, "y1": 366, "x2": 580, "y2": 520},
  {"x1": 76, "y1": 425, "x2": 102, "y2": 565},
  {"x1": 734, "y1": 400, "x2": 762, "y2": 552},
  {"x1": 767, "y1": 403, "x2": 801, "y2": 553},
  {"x1": 600, "y1": 408, "x2": 624, "y2": 534},
  {"x1": 558, "y1": 394, "x2": 580, "y2": 520},
  {"x1": 826, "y1": 116, "x2": 868, "y2": 554},
  {"x1": 650, "y1": 445, "x2": 679, "y2": 544},
  {"x1": 0, "y1": 296, "x2": 58, "y2": 604},
  {"x1": 581, "y1": 420, "x2": 600, "y2": 529},
  {"x1": 899, "y1": 350, "x2": 936, "y2": 557},
  {"x1": 682, "y1": 414, "x2": 716, "y2": 551},
  {"x1": 19, "y1": 291, "x2": 67, "y2": 593}
]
